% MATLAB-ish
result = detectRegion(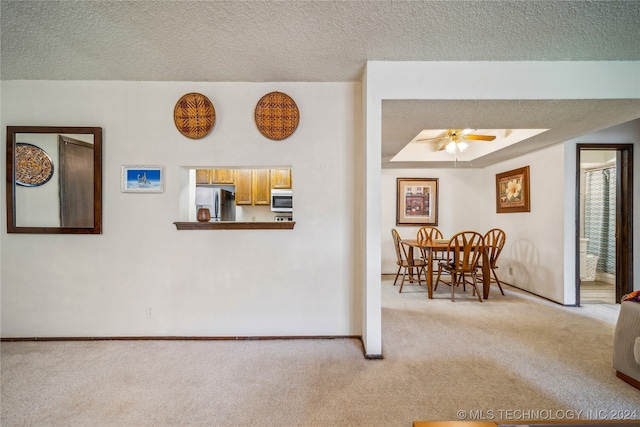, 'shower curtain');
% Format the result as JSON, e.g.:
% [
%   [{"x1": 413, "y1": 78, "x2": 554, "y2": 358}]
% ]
[{"x1": 584, "y1": 166, "x2": 616, "y2": 275}]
